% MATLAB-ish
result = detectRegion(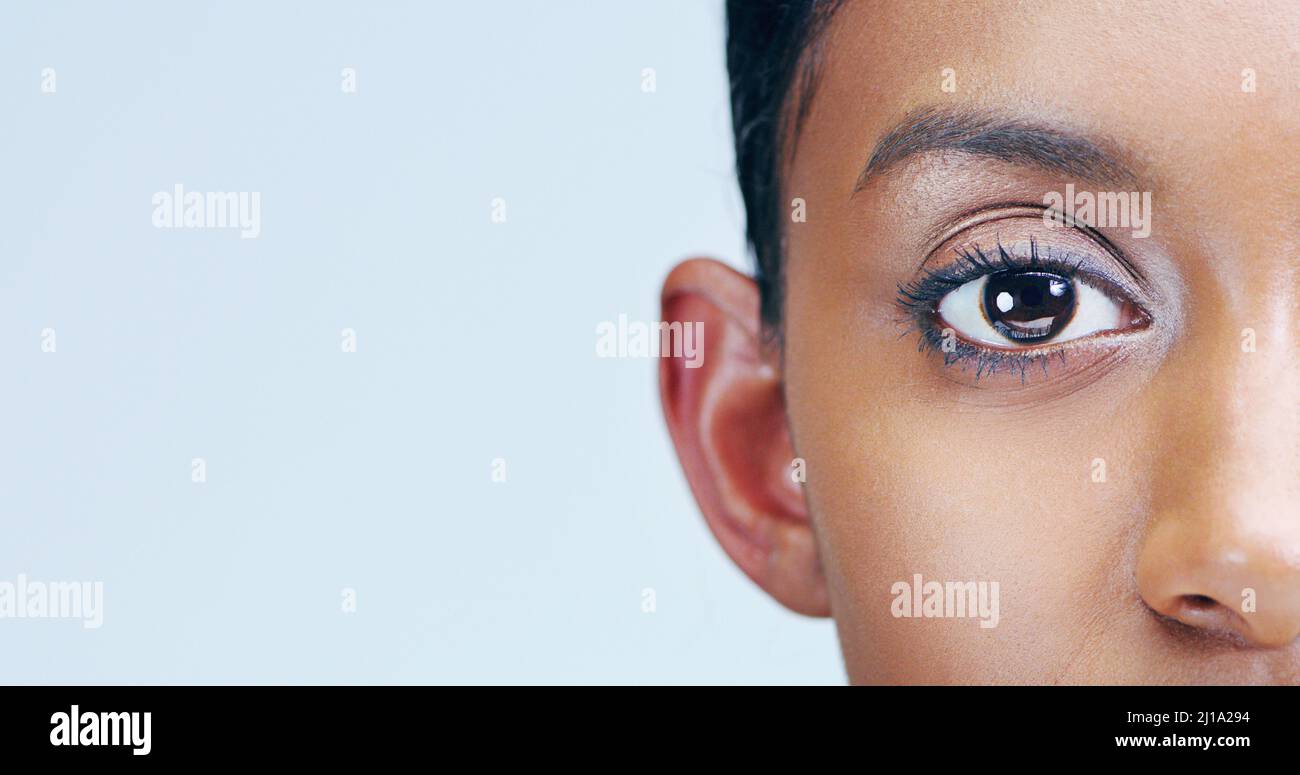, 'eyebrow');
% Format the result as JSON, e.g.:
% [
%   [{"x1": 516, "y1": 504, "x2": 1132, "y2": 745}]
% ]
[{"x1": 853, "y1": 106, "x2": 1140, "y2": 194}]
